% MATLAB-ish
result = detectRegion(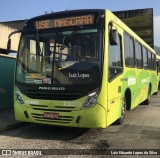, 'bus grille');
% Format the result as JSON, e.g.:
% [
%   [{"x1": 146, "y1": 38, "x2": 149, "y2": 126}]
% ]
[
  {"x1": 31, "y1": 113, "x2": 74, "y2": 124},
  {"x1": 30, "y1": 104, "x2": 77, "y2": 111},
  {"x1": 25, "y1": 90, "x2": 84, "y2": 100}
]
